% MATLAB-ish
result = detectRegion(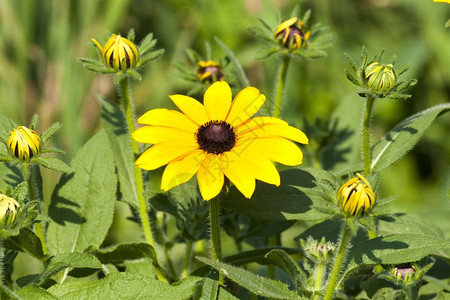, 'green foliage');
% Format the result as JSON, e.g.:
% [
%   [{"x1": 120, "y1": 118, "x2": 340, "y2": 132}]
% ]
[{"x1": 46, "y1": 129, "x2": 117, "y2": 254}]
